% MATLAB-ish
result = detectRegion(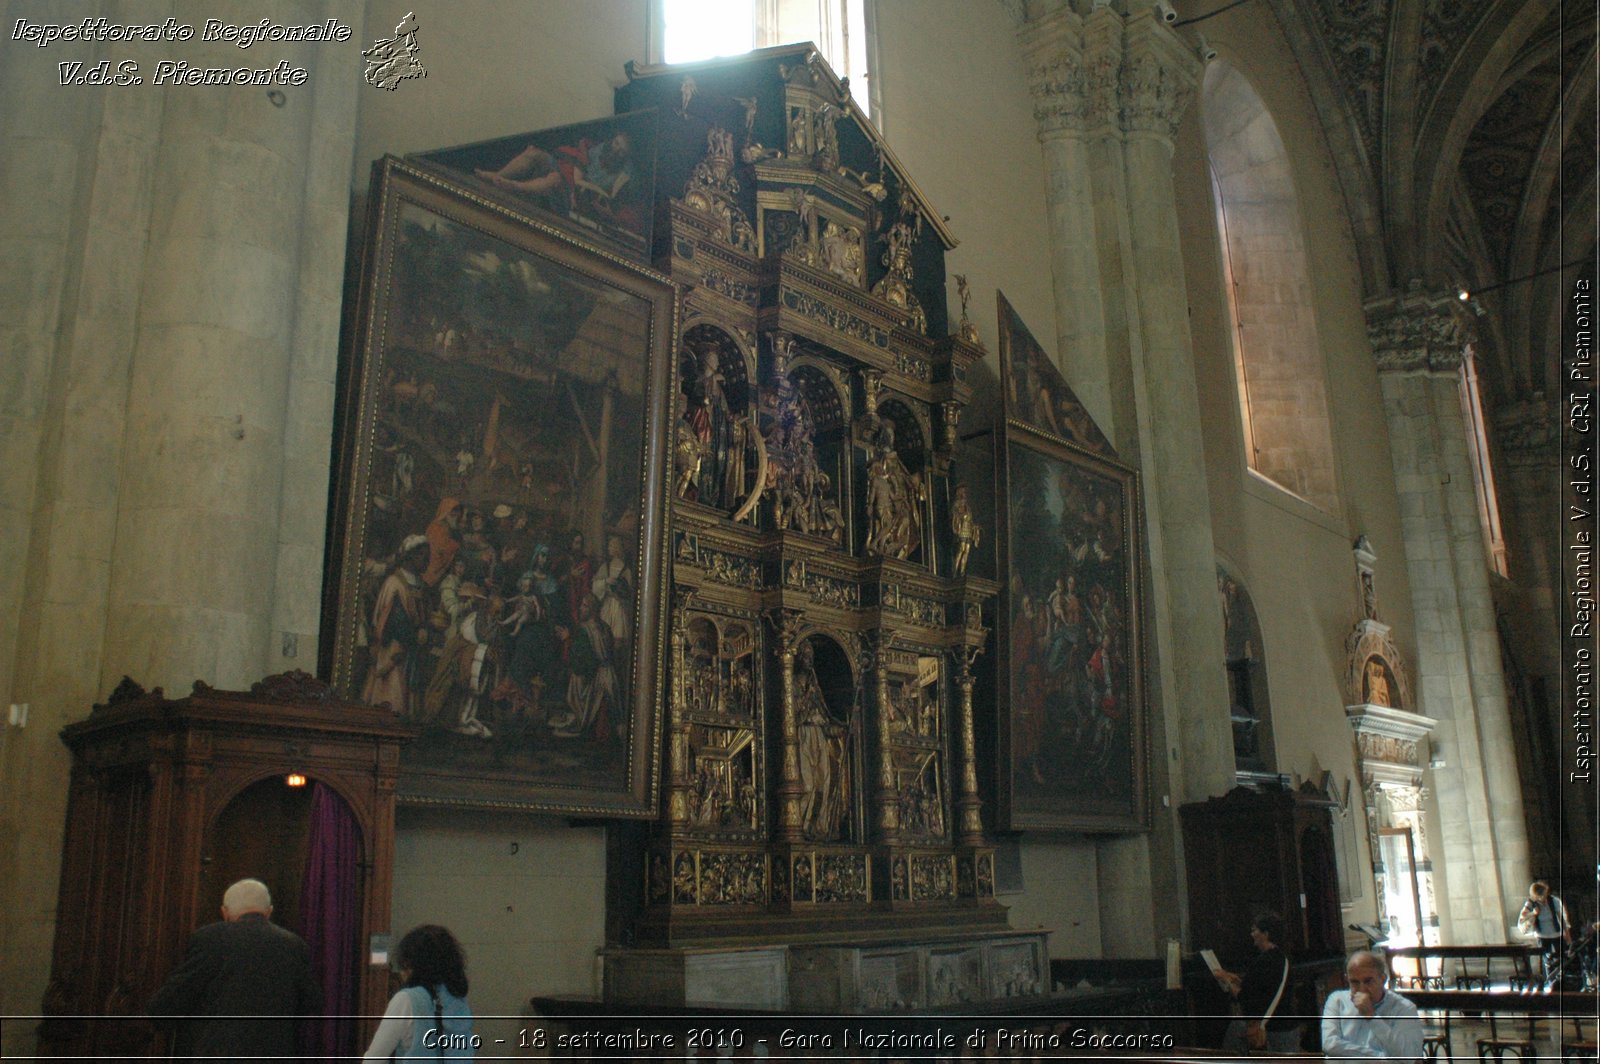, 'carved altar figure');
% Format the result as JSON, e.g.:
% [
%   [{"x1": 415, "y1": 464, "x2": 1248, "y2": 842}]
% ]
[
  {"x1": 865, "y1": 423, "x2": 924, "y2": 560},
  {"x1": 871, "y1": 220, "x2": 927, "y2": 334},
  {"x1": 794, "y1": 641, "x2": 851, "y2": 841},
  {"x1": 680, "y1": 339, "x2": 753, "y2": 511},
  {"x1": 820, "y1": 220, "x2": 863, "y2": 286},
  {"x1": 673, "y1": 392, "x2": 709, "y2": 500},
  {"x1": 1363, "y1": 657, "x2": 1392, "y2": 707},
  {"x1": 760, "y1": 357, "x2": 843, "y2": 543},
  {"x1": 951, "y1": 483, "x2": 981, "y2": 575}
]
